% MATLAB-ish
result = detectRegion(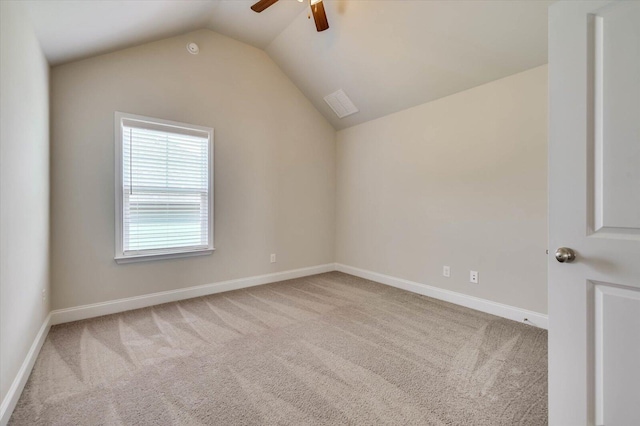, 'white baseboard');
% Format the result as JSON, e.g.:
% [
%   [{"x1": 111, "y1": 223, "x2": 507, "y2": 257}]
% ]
[
  {"x1": 335, "y1": 263, "x2": 548, "y2": 329},
  {"x1": 0, "y1": 313, "x2": 52, "y2": 426},
  {"x1": 50, "y1": 263, "x2": 336, "y2": 325},
  {"x1": 50, "y1": 260, "x2": 547, "y2": 328}
]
